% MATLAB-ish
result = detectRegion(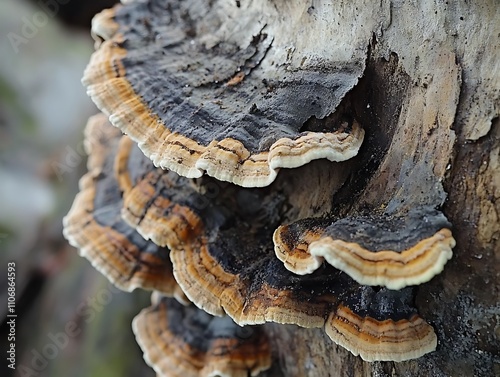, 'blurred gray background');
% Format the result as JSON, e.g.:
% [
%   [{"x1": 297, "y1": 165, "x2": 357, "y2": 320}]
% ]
[{"x1": 0, "y1": 1, "x2": 155, "y2": 376}]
